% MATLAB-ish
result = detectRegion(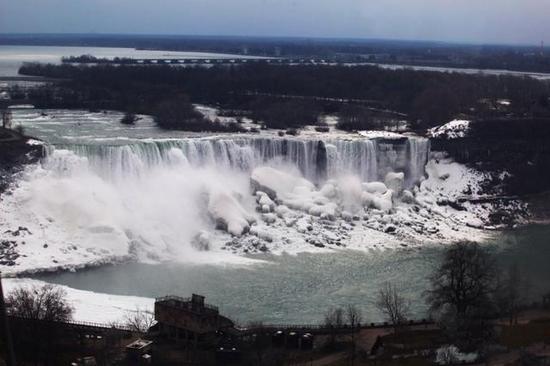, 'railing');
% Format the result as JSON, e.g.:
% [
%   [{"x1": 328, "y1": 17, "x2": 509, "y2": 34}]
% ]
[
  {"x1": 233, "y1": 319, "x2": 434, "y2": 334},
  {"x1": 8, "y1": 315, "x2": 137, "y2": 332},
  {"x1": 155, "y1": 295, "x2": 219, "y2": 312}
]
